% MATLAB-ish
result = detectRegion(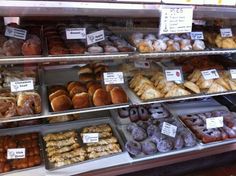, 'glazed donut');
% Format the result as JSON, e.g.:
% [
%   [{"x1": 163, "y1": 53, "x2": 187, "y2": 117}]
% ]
[
  {"x1": 131, "y1": 127, "x2": 147, "y2": 141},
  {"x1": 125, "y1": 140, "x2": 142, "y2": 156},
  {"x1": 141, "y1": 141, "x2": 157, "y2": 155}
]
